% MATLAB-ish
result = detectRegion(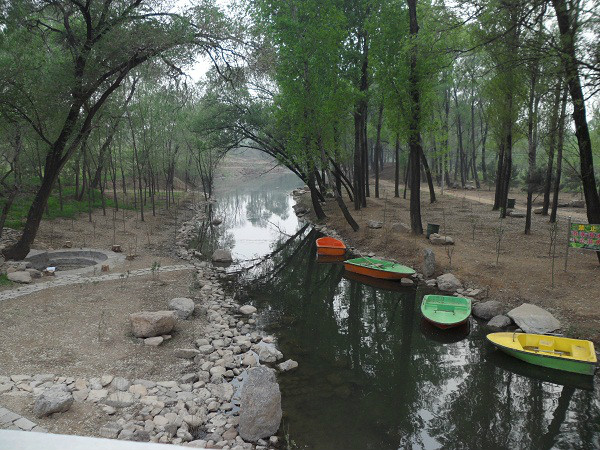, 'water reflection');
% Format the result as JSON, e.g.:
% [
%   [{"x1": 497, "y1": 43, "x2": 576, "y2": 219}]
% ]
[
  {"x1": 238, "y1": 226, "x2": 599, "y2": 450},
  {"x1": 189, "y1": 173, "x2": 304, "y2": 263},
  {"x1": 202, "y1": 172, "x2": 599, "y2": 450}
]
